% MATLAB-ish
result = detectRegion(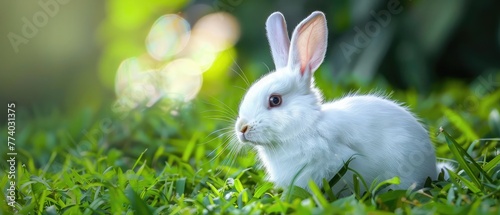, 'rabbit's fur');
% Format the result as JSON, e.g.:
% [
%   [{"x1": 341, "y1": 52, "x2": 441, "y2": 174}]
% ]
[{"x1": 234, "y1": 11, "x2": 438, "y2": 195}]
